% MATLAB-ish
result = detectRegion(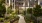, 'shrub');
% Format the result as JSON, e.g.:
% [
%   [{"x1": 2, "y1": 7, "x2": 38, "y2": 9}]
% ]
[
  {"x1": 0, "y1": 18, "x2": 4, "y2": 22},
  {"x1": 4, "y1": 21, "x2": 10, "y2": 23}
]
